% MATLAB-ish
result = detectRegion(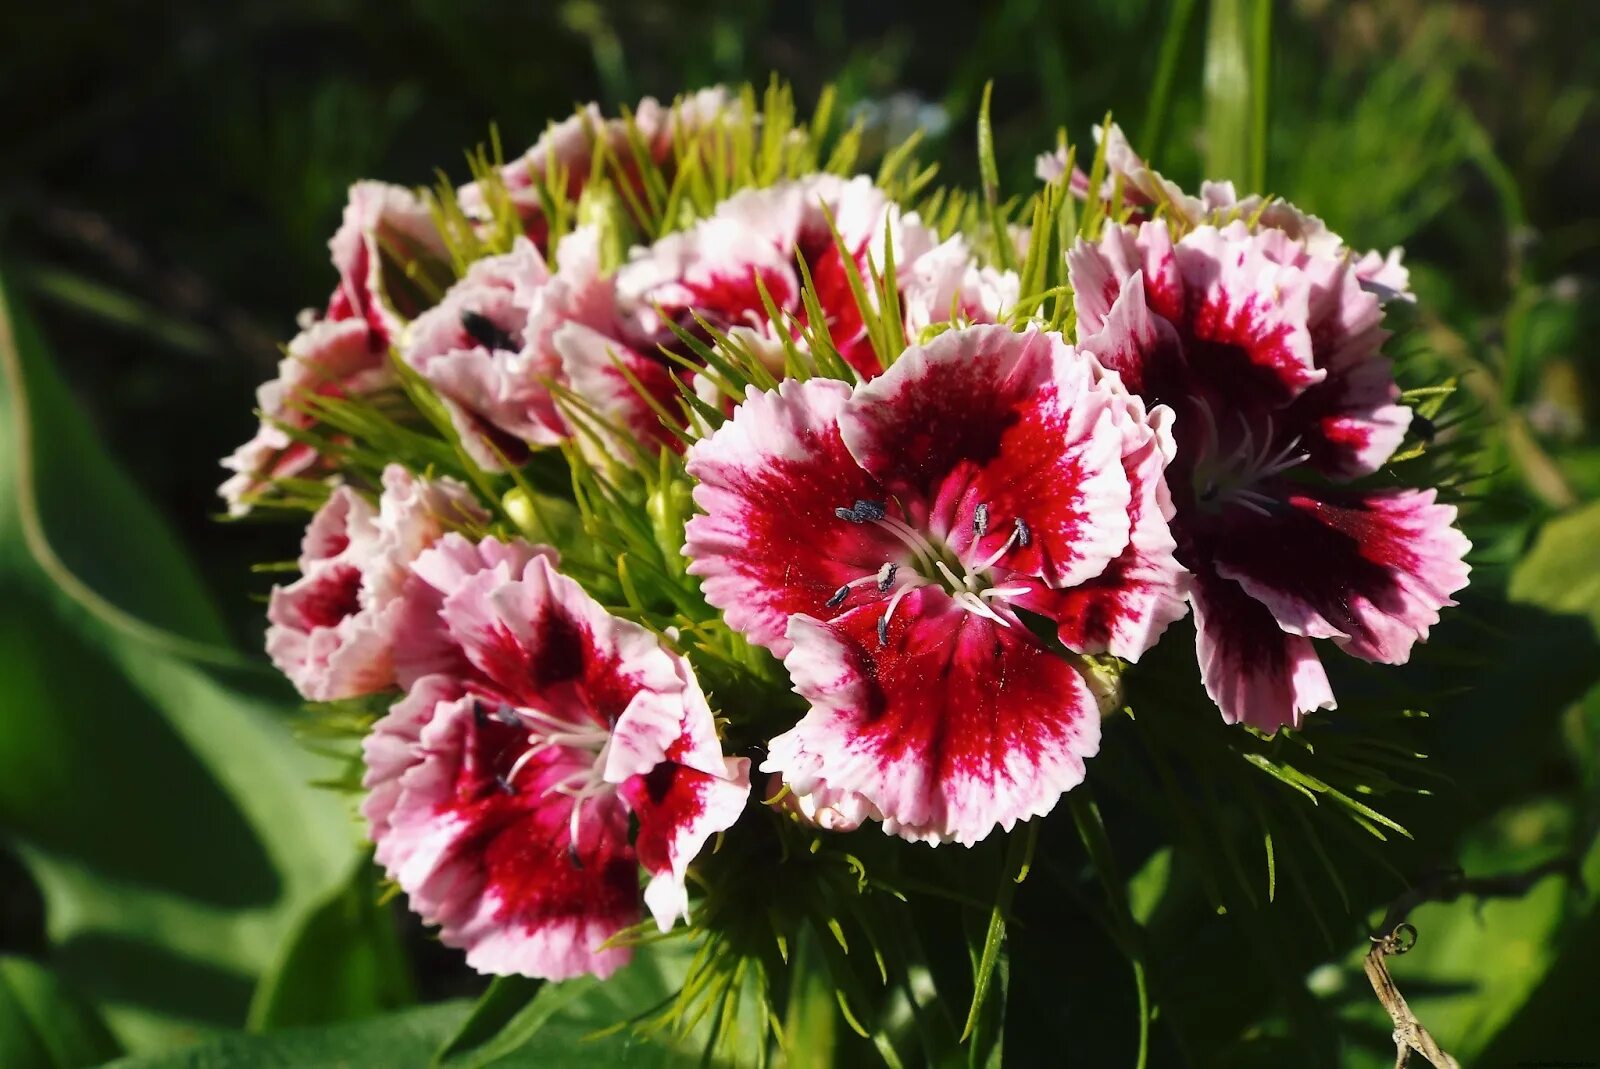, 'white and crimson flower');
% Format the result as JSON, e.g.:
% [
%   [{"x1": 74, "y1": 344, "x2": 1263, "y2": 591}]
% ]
[
  {"x1": 363, "y1": 538, "x2": 750, "y2": 979},
  {"x1": 219, "y1": 318, "x2": 393, "y2": 516},
  {"x1": 1042, "y1": 123, "x2": 1411, "y2": 300},
  {"x1": 458, "y1": 87, "x2": 736, "y2": 248},
  {"x1": 219, "y1": 183, "x2": 452, "y2": 514},
  {"x1": 550, "y1": 173, "x2": 1015, "y2": 451},
  {"x1": 1070, "y1": 218, "x2": 1471, "y2": 732},
  {"x1": 402, "y1": 237, "x2": 567, "y2": 469},
  {"x1": 265, "y1": 465, "x2": 486, "y2": 700},
  {"x1": 326, "y1": 180, "x2": 454, "y2": 345},
  {"x1": 683, "y1": 323, "x2": 1187, "y2": 845}
]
